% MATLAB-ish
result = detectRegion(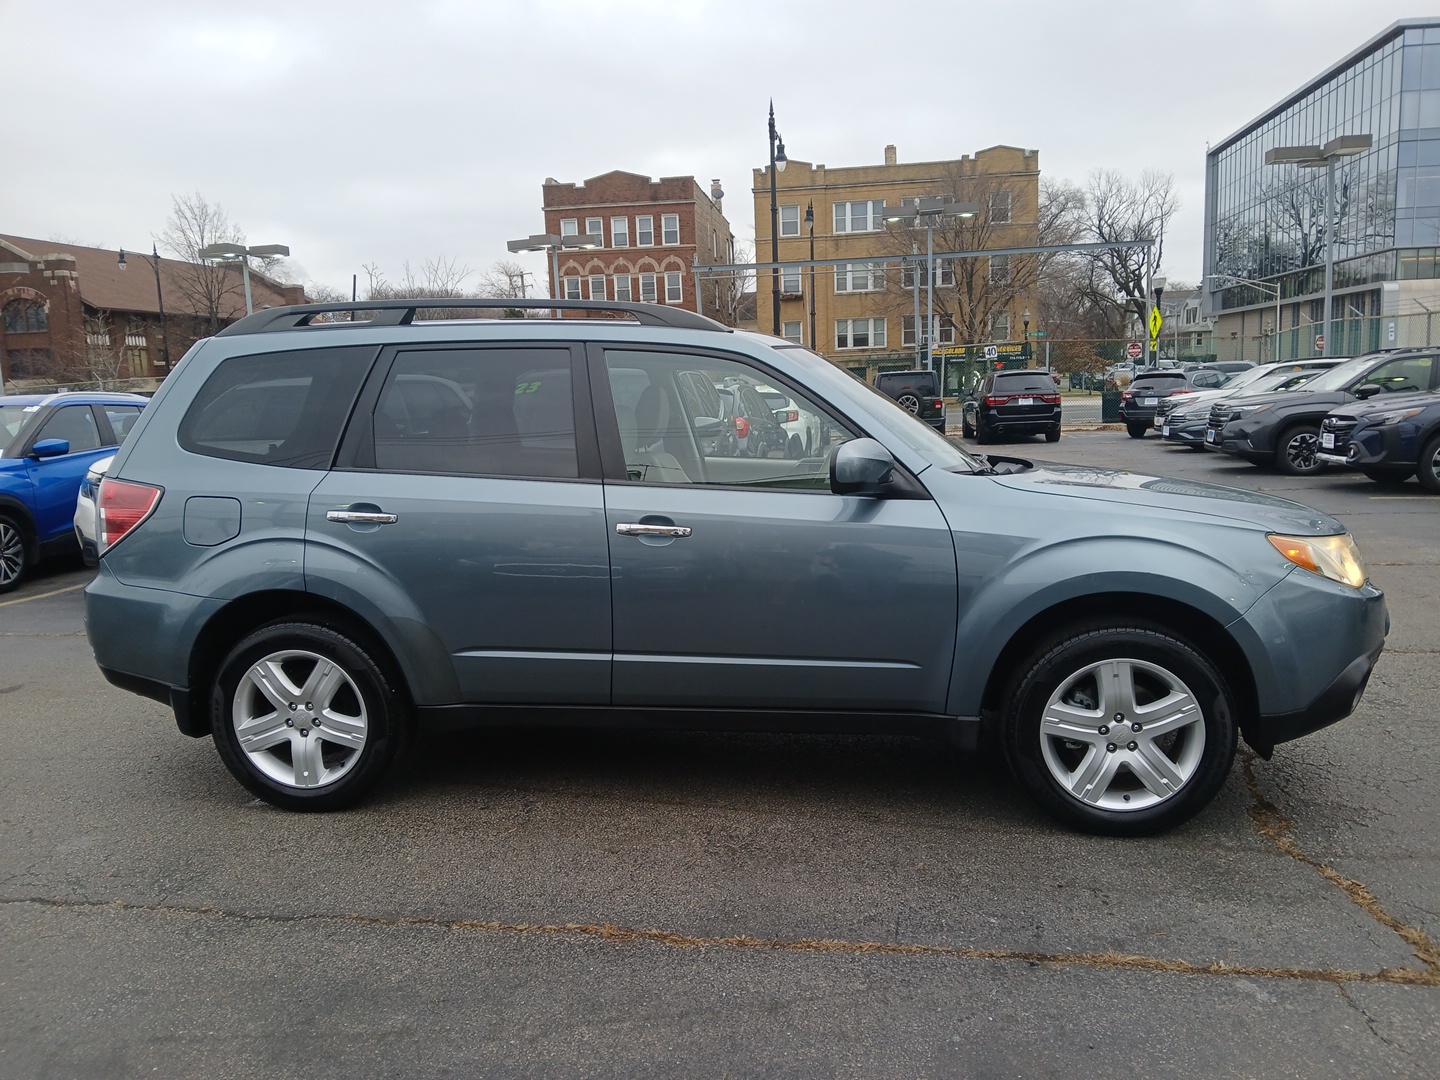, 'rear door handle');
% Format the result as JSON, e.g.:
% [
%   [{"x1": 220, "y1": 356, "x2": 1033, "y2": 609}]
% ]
[
  {"x1": 327, "y1": 510, "x2": 399, "y2": 525},
  {"x1": 616, "y1": 522, "x2": 691, "y2": 538}
]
